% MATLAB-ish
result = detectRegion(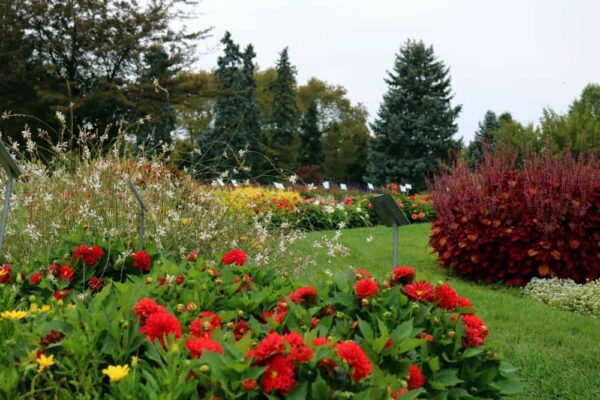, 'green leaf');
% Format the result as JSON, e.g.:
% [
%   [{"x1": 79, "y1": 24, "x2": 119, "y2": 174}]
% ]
[
  {"x1": 357, "y1": 317, "x2": 374, "y2": 344},
  {"x1": 495, "y1": 378, "x2": 524, "y2": 395},
  {"x1": 431, "y1": 369, "x2": 464, "y2": 388},
  {"x1": 461, "y1": 347, "x2": 484, "y2": 359},
  {"x1": 428, "y1": 356, "x2": 440, "y2": 372},
  {"x1": 287, "y1": 382, "x2": 308, "y2": 399},
  {"x1": 397, "y1": 338, "x2": 424, "y2": 353}
]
